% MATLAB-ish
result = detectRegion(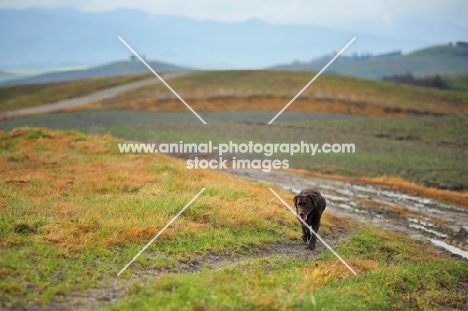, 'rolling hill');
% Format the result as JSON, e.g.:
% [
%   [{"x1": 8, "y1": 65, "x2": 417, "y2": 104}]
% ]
[
  {"x1": 271, "y1": 44, "x2": 468, "y2": 79},
  {"x1": 77, "y1": 70, "x2": 468, "y2": 116},
  {"x1": 2, "y1": 70, "x2": 467, "y2": 117},
  {"x1": 1, "y1": 60, "x2": 187, "y2": 85}
]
